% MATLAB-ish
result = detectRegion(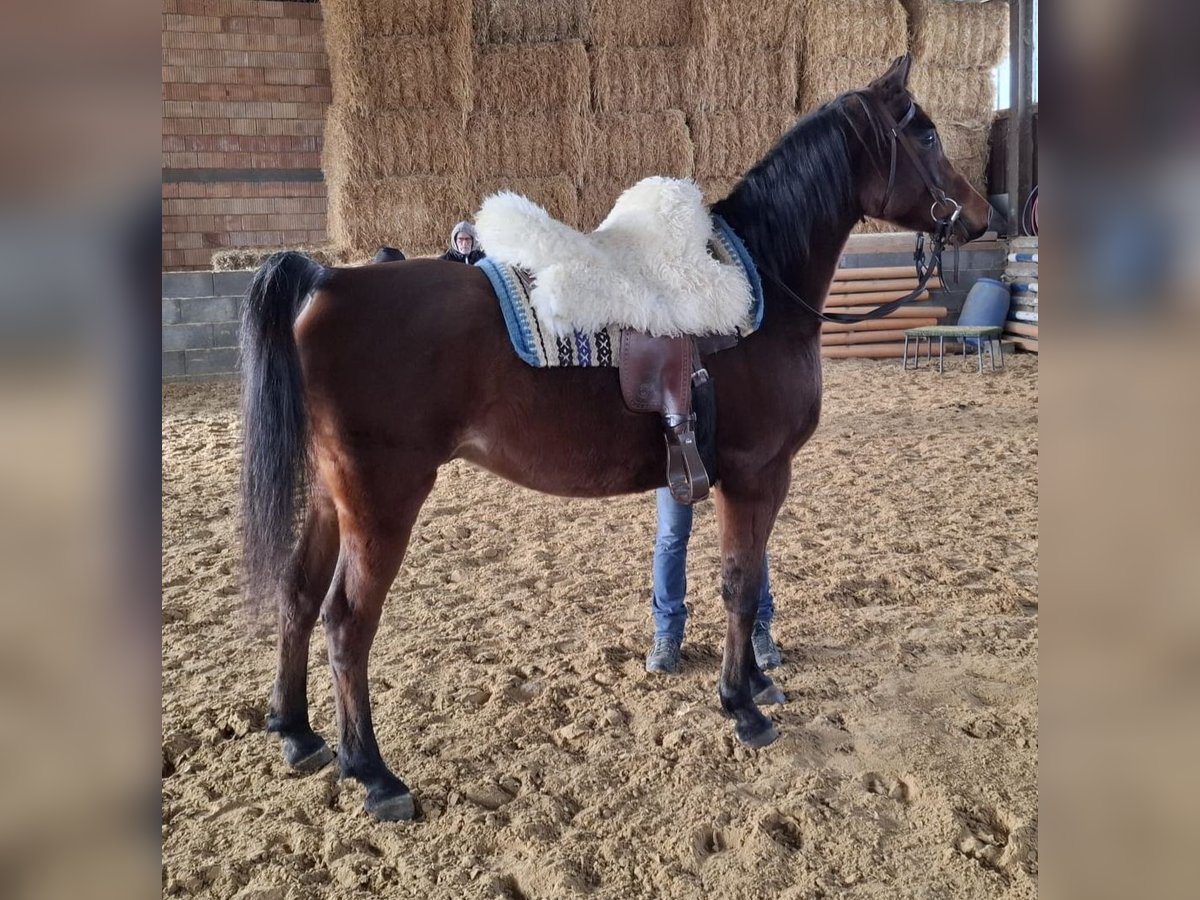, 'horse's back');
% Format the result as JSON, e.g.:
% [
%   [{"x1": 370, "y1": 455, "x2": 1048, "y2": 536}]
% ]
[{"x1": 293, "y1": 257, "x2": 666, "y2": 496}]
